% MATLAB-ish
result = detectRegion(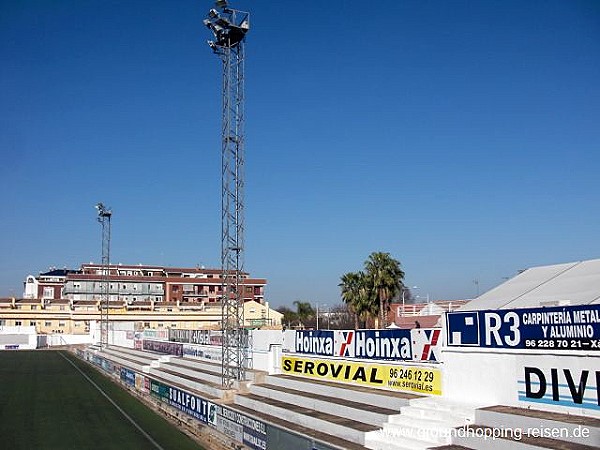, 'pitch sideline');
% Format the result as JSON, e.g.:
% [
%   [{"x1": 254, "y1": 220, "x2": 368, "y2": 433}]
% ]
[{"x1": 58, "y1": 351, "x2": 166, "y2": 450}]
